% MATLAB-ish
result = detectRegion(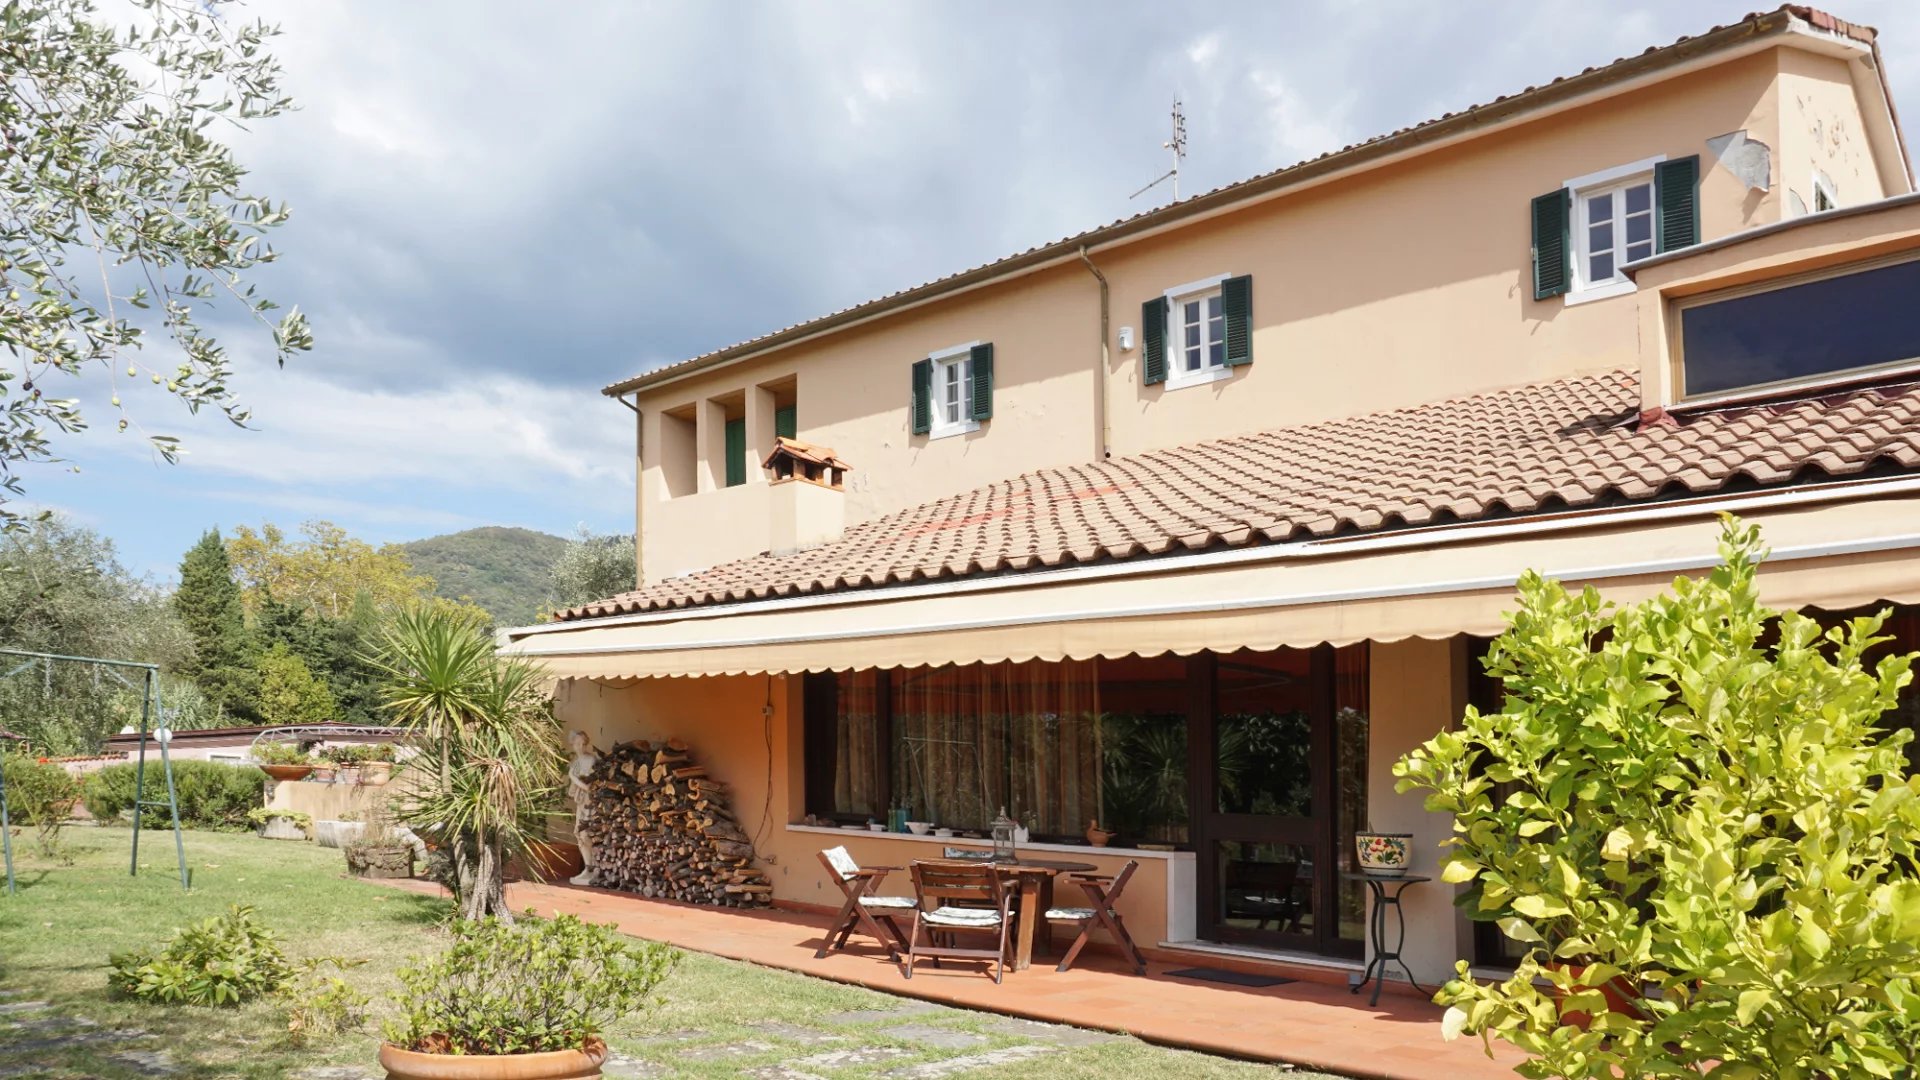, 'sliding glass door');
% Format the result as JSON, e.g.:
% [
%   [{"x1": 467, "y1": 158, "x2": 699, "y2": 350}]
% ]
[{"x1": 1193, "y1": 645, "x2": 1368, "y2": 957}]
